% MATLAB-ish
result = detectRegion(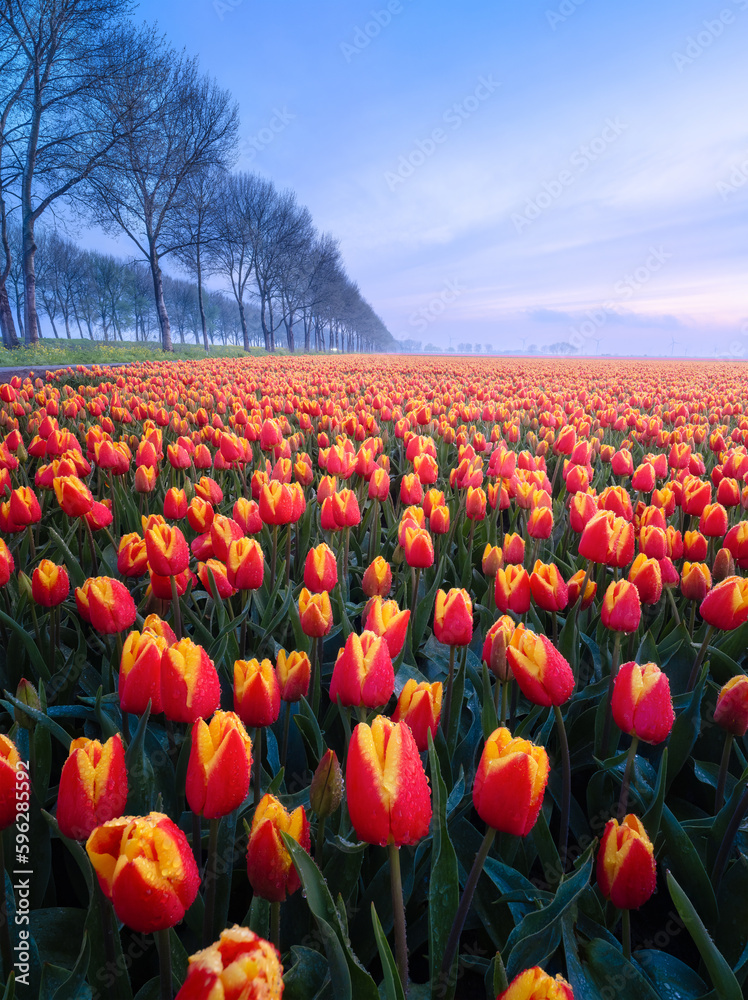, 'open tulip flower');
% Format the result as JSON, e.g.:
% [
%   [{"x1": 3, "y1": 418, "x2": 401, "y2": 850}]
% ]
[
  {"x1": 246, "y1": 793, "x2": 310, "y2": 902},
  {"x1": 175, "y1": 926, "x2": 284, "y2": 1000},
  {"x1": 498, "y1": 967, "x2": 575, "y2": 1000},
  {"x1": 86, "y1": 812, "x2": 200, "y2": 934}
]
